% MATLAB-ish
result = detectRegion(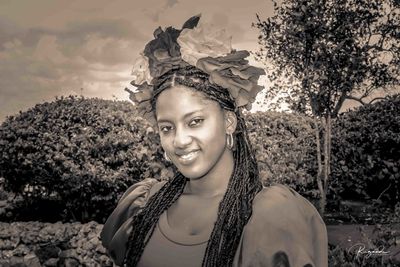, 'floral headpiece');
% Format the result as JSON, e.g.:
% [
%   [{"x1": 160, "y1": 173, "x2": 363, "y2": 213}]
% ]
[{"x1": 125, "y1": 15, "x2": 265, "y2": 124}]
